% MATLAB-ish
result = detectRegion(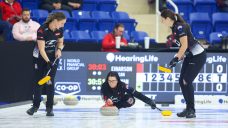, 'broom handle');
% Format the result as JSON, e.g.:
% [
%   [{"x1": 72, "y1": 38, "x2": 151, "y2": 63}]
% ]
[
  {"x1": 156, "y1": 106, "x2": 162, "y2": 112},
  {"x1": 45, "y1": 58, "x2": 58, "y2": 76}
]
